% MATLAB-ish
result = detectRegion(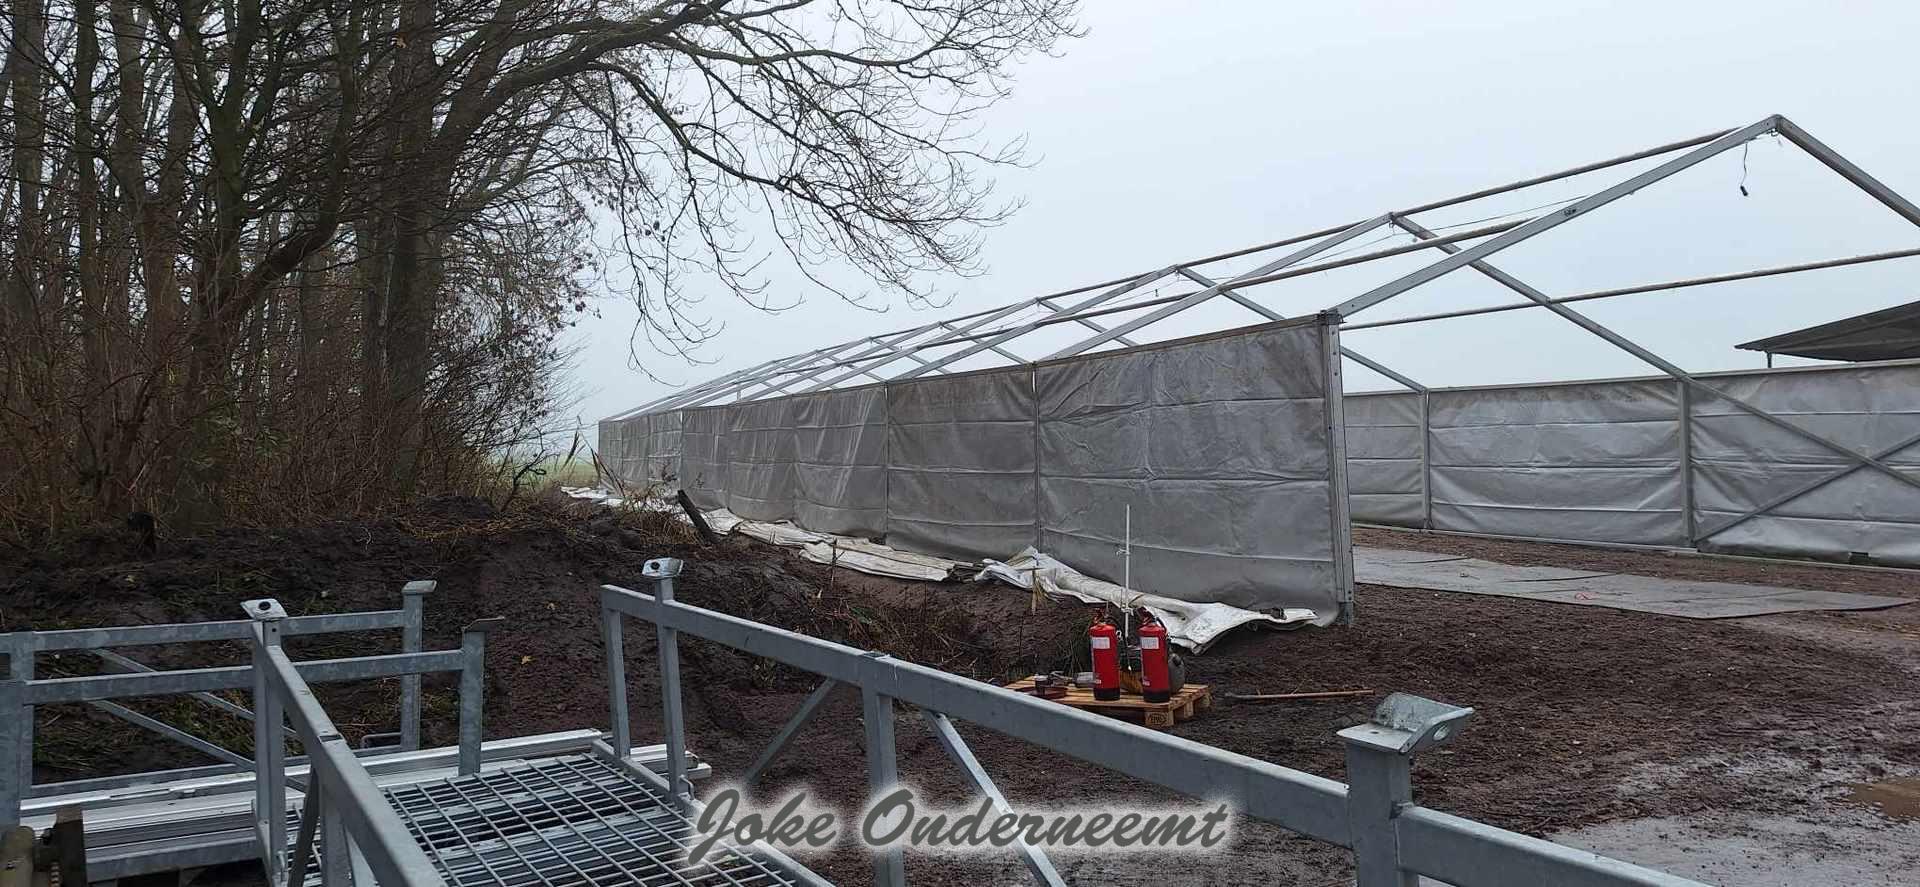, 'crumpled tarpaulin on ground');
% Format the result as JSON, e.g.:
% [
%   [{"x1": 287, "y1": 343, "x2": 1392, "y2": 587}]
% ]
[
  {"x1": 564, "y1": 487, "x2": 1301, "y2": 649},
  {"x1": 975, "y1": 548, "x2": 1316, "y2": 653}
]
